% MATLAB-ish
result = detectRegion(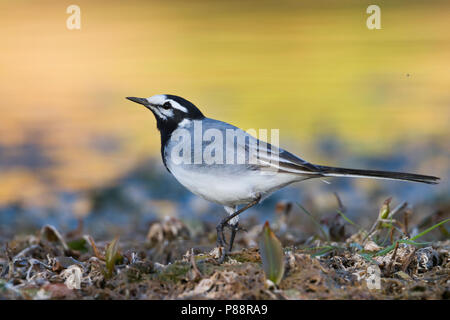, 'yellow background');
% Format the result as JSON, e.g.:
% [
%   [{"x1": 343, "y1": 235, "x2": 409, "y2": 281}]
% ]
[{"x1": 0, "y1": 0, "x2": 449, "y2": 203}]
